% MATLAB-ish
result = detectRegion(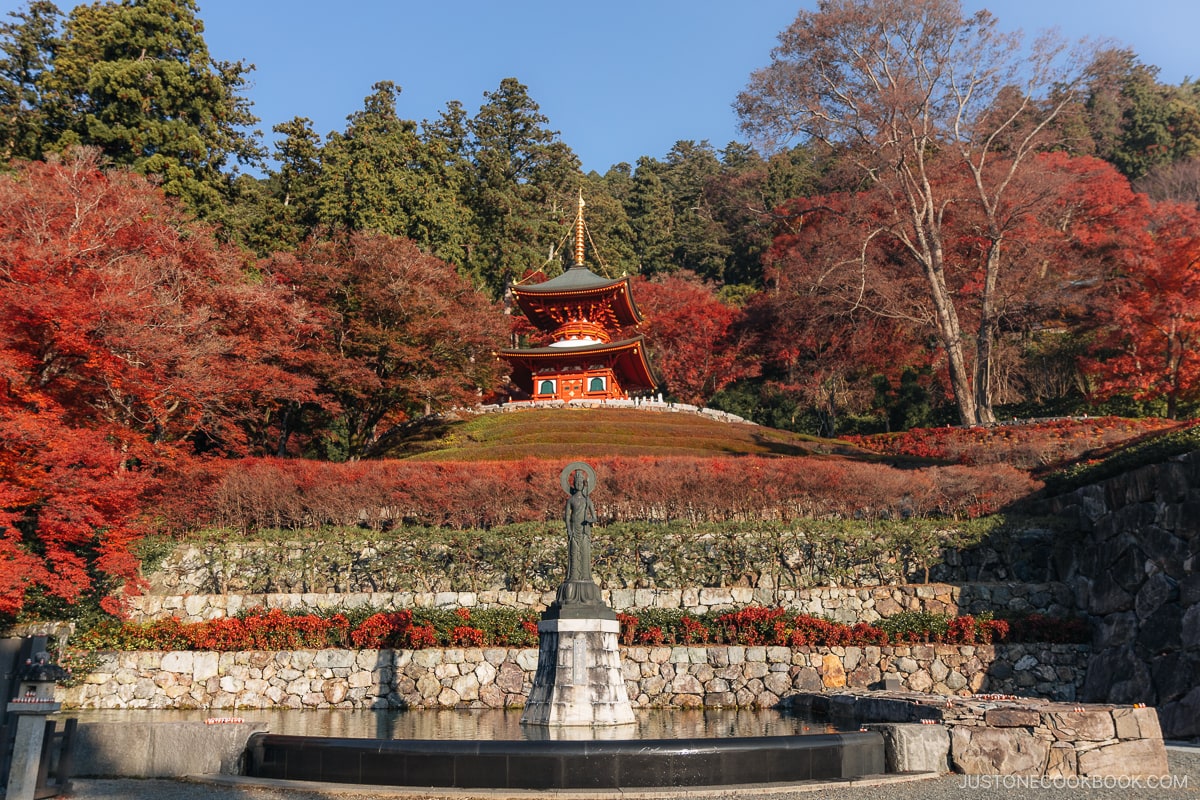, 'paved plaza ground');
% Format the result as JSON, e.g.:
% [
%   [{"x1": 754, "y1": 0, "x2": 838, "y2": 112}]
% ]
[{"x1": 61, "y1": 743, "x2": 1199, "y2": 800}]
